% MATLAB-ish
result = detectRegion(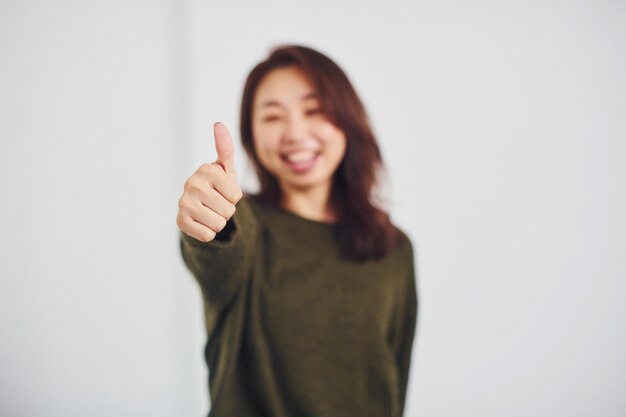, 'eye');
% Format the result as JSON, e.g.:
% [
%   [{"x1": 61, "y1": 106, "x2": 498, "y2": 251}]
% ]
[
  {"x1": 305, "y1": 108, "x2": 323, "y2": 116},
  {"x1": 263, "y1": 115, "x2": 281, "y2": 122}
]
